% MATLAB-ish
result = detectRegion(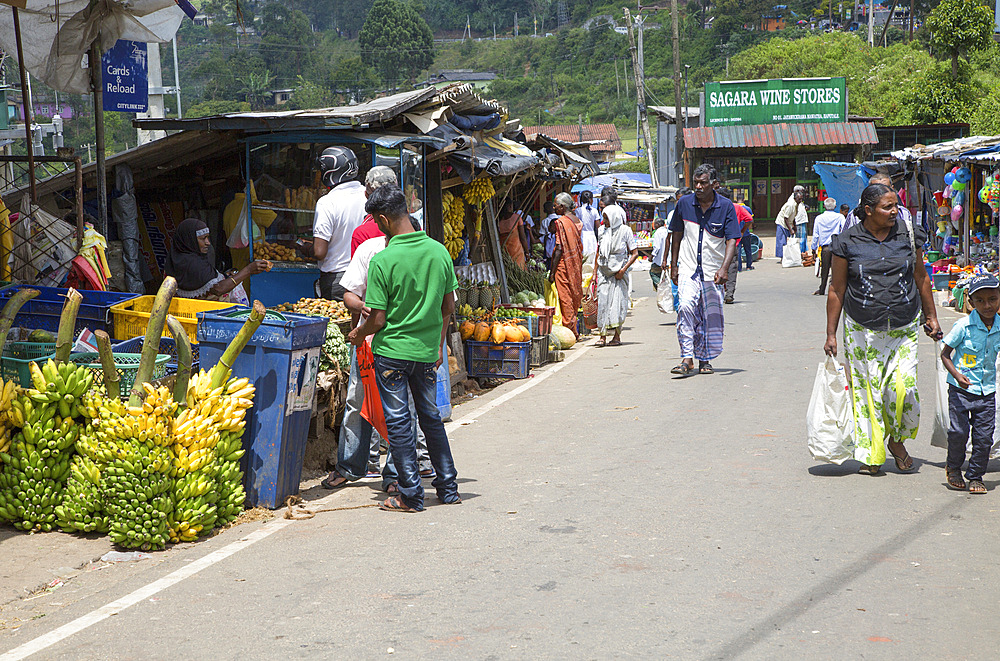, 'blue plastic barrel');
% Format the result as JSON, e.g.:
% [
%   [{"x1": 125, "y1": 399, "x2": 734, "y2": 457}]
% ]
[{"x1": 197, "y1": 307, "x2": 328, "y2": 509}]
